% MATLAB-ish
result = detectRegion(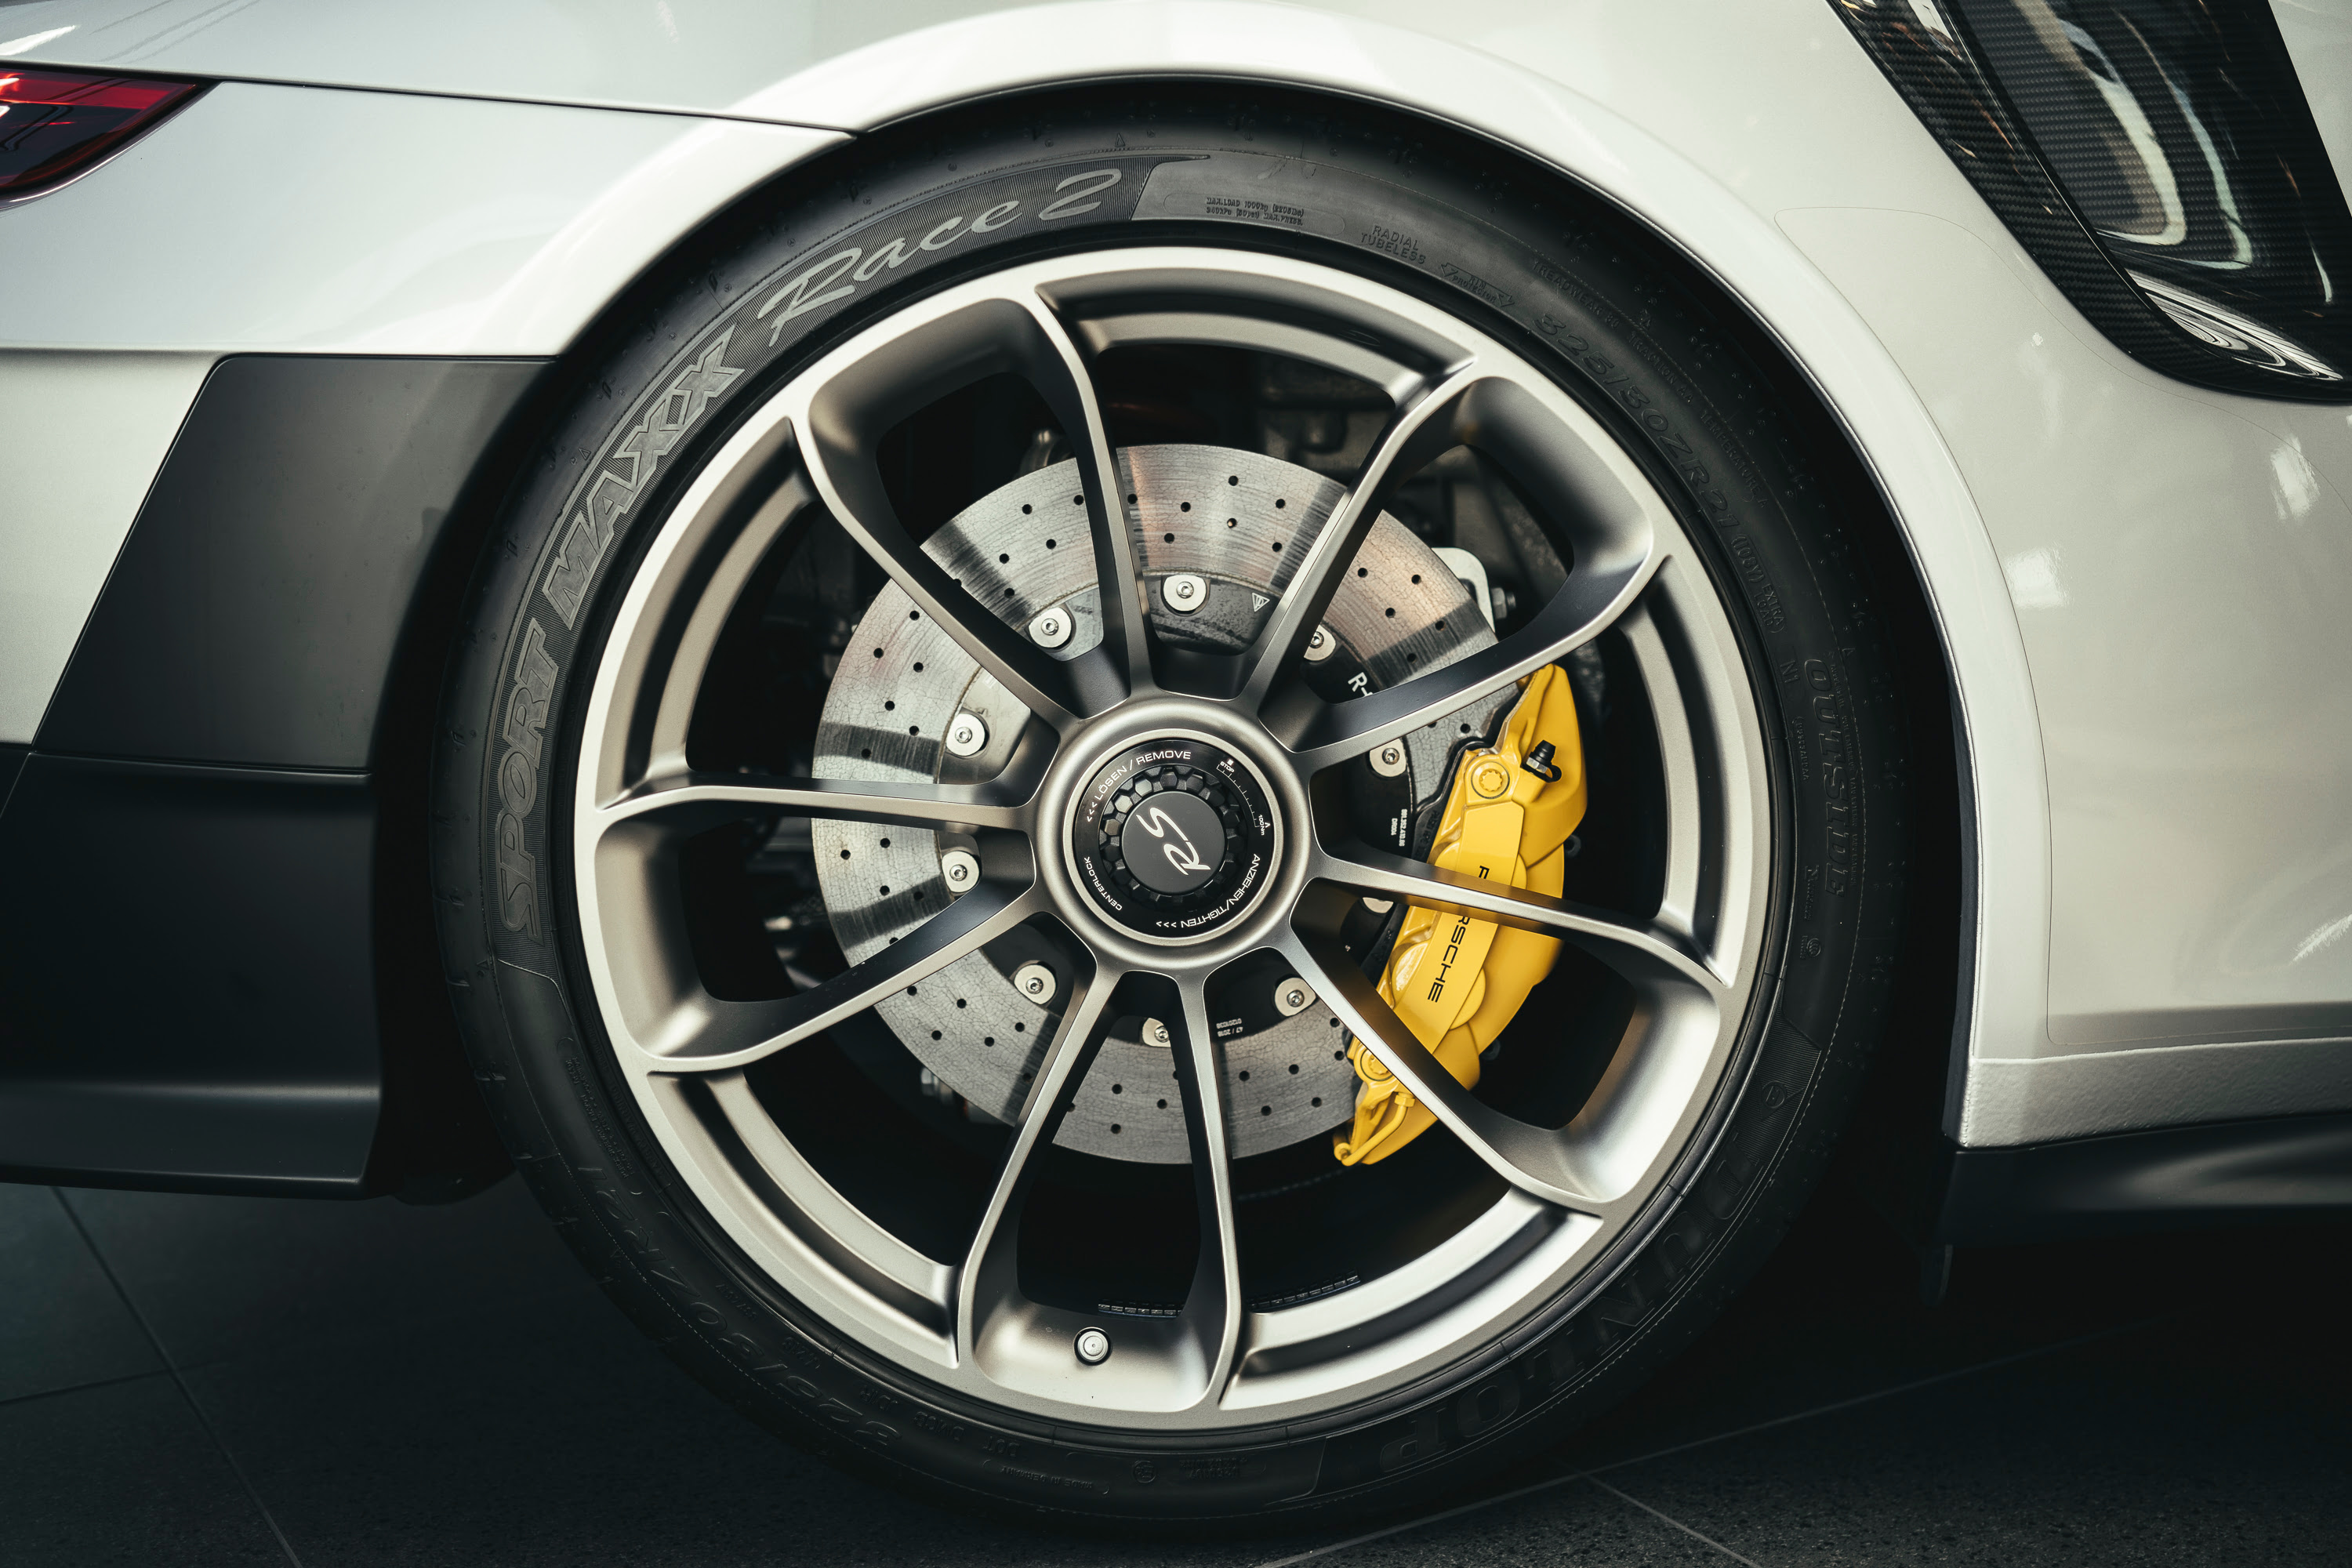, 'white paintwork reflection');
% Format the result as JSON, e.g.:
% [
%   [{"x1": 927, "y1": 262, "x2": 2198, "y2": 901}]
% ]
[
  {"x1": 0, "y1": 82, "x2": 837, "y2": 746},
  {"x1": 0, "y1": 351, "x2": 214, "y2": 743},
  {"x1": 0, "y1": 82, "x2": 840, "y2": 356},
  {"x1": 1779, "y1": 206, "x2": 2352, "y2": 1142},
  {"x1": 6, "y1": 0, "x2": 1011, "y2": 117},
  {"x1": 2274, "y1": 2, "x2": 2352, "y2": 198}
]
